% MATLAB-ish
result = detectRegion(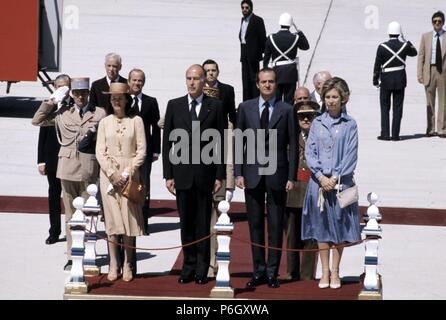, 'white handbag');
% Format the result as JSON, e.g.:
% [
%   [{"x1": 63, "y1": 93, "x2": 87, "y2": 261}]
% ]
[{"x1": 336, "y1": 176, "x2": 358, "y2": 209}]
